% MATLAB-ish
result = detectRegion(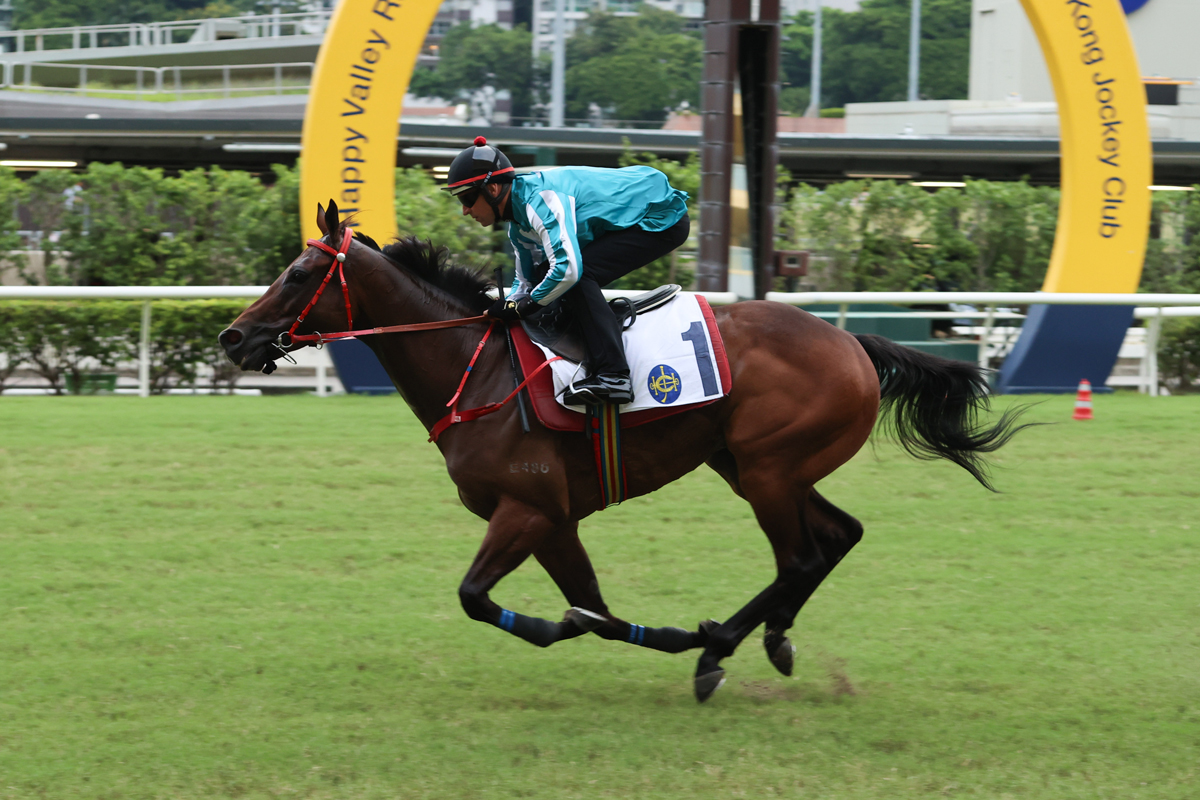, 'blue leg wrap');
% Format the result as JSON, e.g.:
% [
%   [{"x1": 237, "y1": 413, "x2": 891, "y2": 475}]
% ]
[{"x1": 498, "y1": 608, "x2": 516, "y2": 632}]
